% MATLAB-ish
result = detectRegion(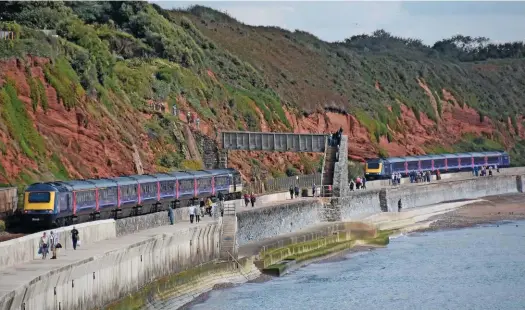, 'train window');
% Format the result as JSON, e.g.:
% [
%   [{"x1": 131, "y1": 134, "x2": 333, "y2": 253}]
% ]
[
  {"x1": 77, "y1": 191, "x2": 95, "y2": 204},
  {"x1": 234, "y1": 174, "x2": 242, "y2": 184},
  {"x1": 434, "y1": 159, "x2": 445, "y2": 168},
  {"x1": 180, "y1": 179, "x2": 194, "y2": 192},
  {"x1": 215, "y1": 176, "x2": 229, "y2": 187},
  {"x1": 367, "y1": 162, "x2": 380, "y2": 169},
  {"x1": 100, "y1": 187, "x2": 117, "y2": 201},
  {"x1": 141, "y1": 182, "x2": 156, "y2": 195},
  {"x1": 420, "y1": 160, "x2": 432, "y2": 169},
  {"x1": 28, "y1": 192, "x2": 50, "y2": 203},
  {"x1": 161, "y1": 181, "x2": 174, "y2": 193},
  {"x1": 488, "y1": 156, "x2": 499, "y2": 164},
  {"x1": 407, "y1": 161, "x2": 419, "y2": 170},
  {"x1": 198, "y1": 177, "x2": 212, "y2": 188},
  {"x1": 474, "y1": 157, "x2": 485, "y2": 165}
]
